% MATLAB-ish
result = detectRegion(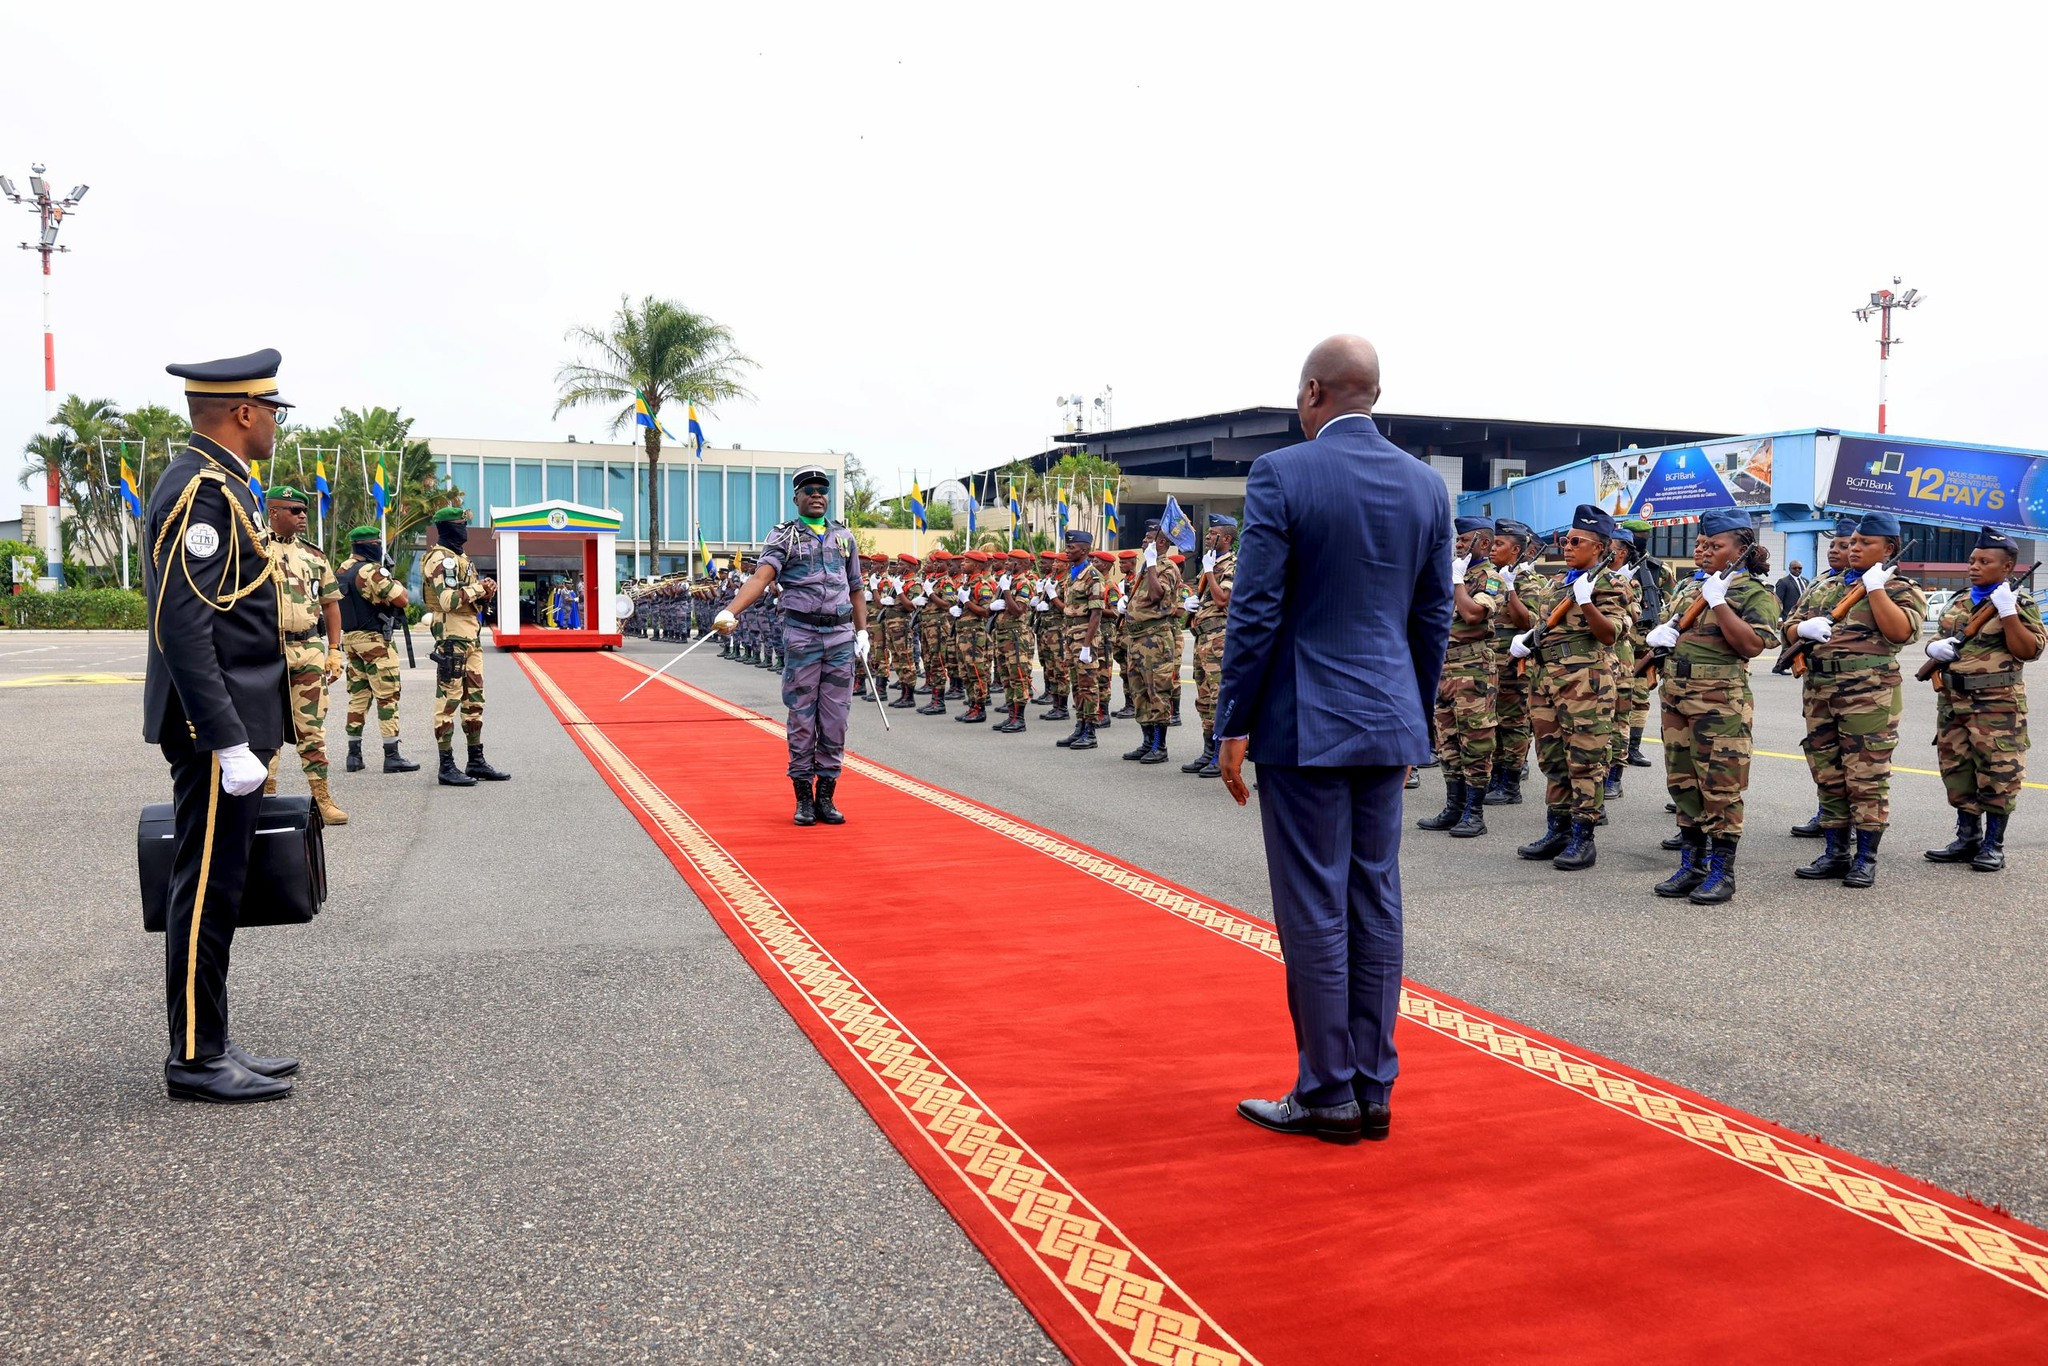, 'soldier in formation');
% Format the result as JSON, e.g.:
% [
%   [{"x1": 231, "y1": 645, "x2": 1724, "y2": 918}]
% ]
[
  {"x1": 261, "y1": 484, "x2": 348, "y2": 825},
  {"x1": 1056, "y1": 530, "x2": 1108, "y2": 750},
  {"x1": 1120, "y1": 523, "x2": 1184, "y2": 764},
  {"x1": 420, "y1": 506, "x2": 511, "y2": 787},
  {"x1": 1182, "y1": 514, "x2": 1234, "y2": 777},
  {"x1": 1484, "y1": 518, "x2": 1545, "y2": 806},
  {"x1": 1417, "y1": 515, "x2": 1502, "y2": 838},
  {"x1": 1788, "y1": 516, "x2": 1859, "y2": 838},
  {"x1": 338, "y1": 524, "x2": 419, "y2": 775}
]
